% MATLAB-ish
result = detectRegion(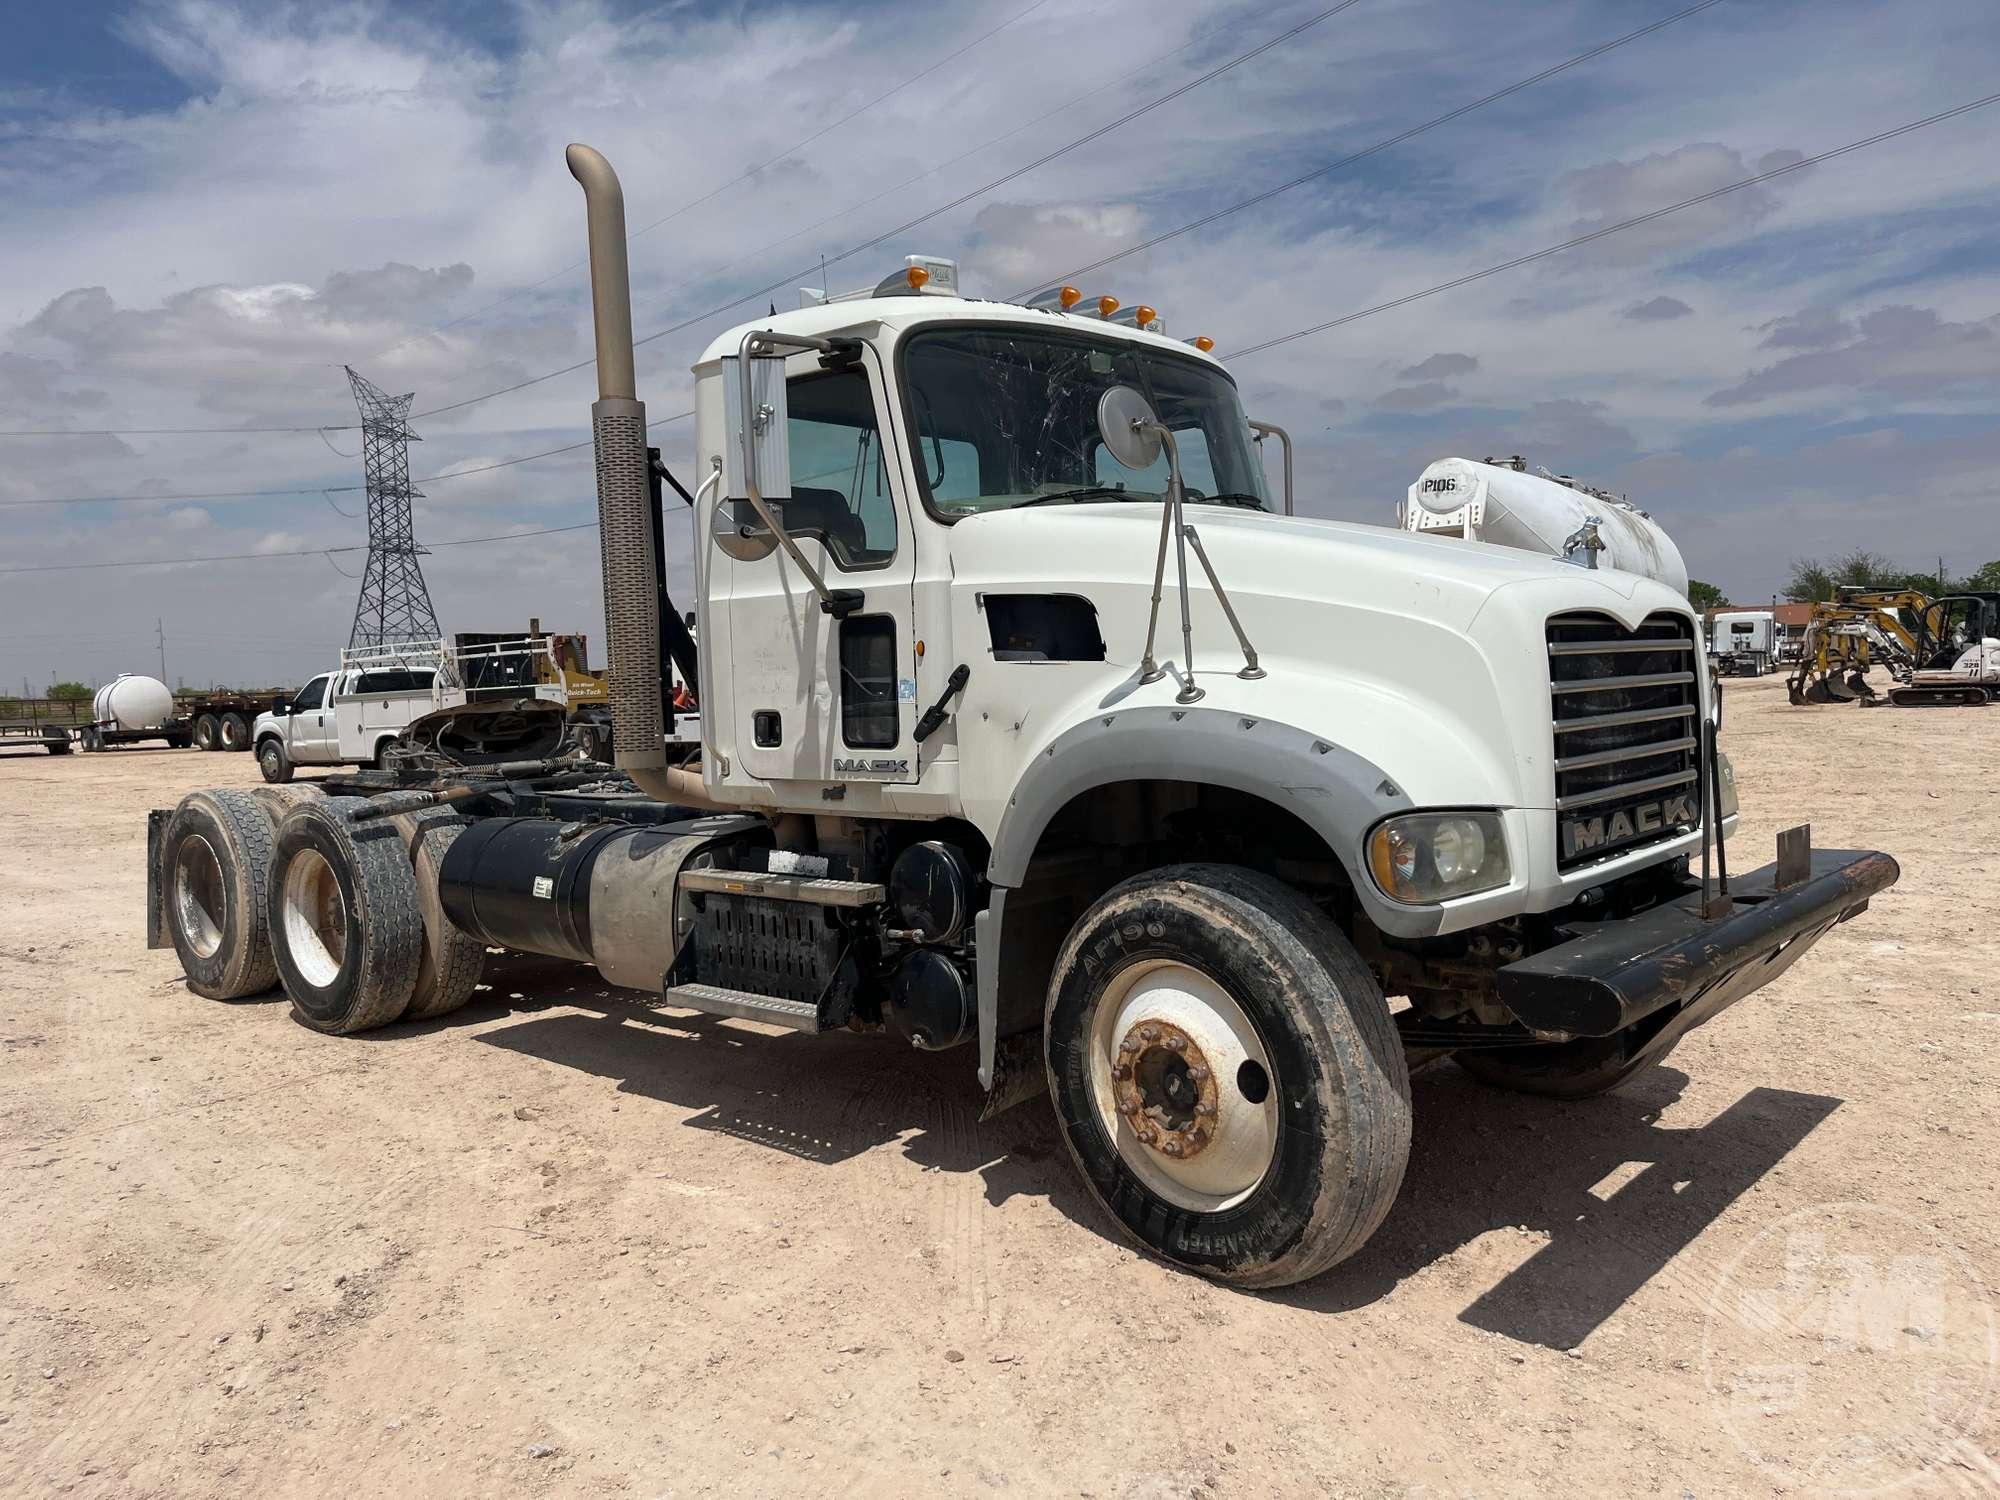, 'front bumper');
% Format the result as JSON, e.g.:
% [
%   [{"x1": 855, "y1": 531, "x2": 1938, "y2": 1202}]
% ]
[{"x1": 1497, "y1": 840, "x2": 1899, "y2": 1041}]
